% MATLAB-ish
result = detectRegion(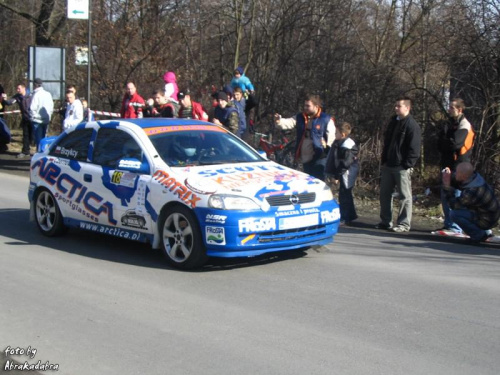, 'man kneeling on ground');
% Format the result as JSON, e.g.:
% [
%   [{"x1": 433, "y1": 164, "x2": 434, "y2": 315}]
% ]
[{"x1": 442, "y1": 162, "x2": 499, "y2": 243}]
